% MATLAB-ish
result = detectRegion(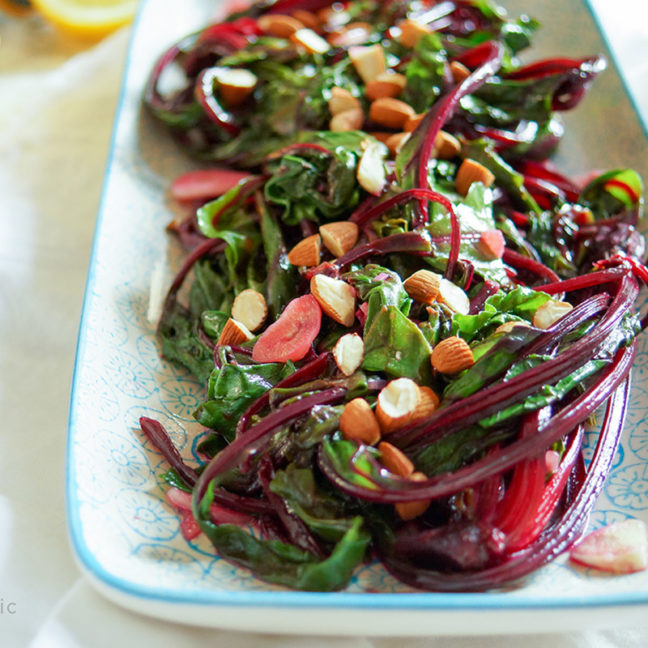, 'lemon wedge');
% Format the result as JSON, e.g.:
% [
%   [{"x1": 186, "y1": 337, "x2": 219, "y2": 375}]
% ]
[{"x1": 30, "y1": 0, "x2": 137, "y2": 38}]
